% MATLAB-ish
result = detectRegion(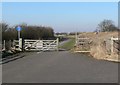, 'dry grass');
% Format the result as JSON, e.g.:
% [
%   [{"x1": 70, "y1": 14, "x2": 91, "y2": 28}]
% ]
[{"x1": 77, "y1": 31, "x2": 119, "y2": 62}]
